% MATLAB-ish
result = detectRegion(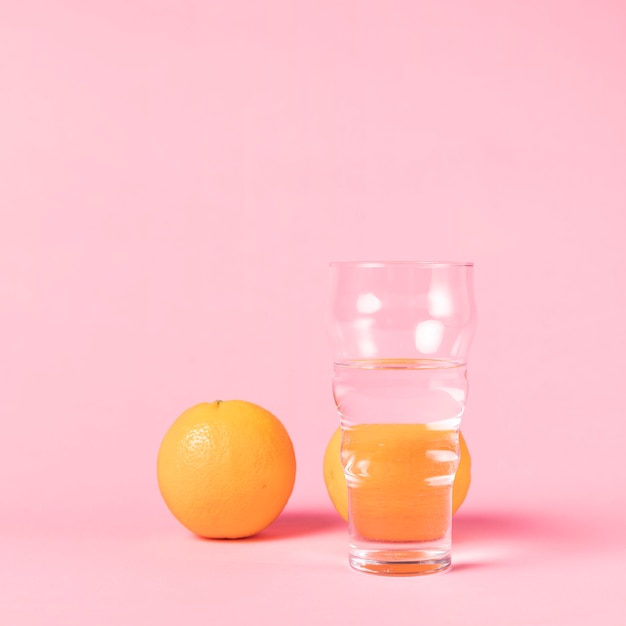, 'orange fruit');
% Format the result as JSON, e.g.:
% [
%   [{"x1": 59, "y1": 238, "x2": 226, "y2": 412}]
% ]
[
  {"x1": 157, "y1": 400, "x2": 296, "y2": 538},
  {"x1": 323, "y1": 427, "x2": 471, "y2": 522}
]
